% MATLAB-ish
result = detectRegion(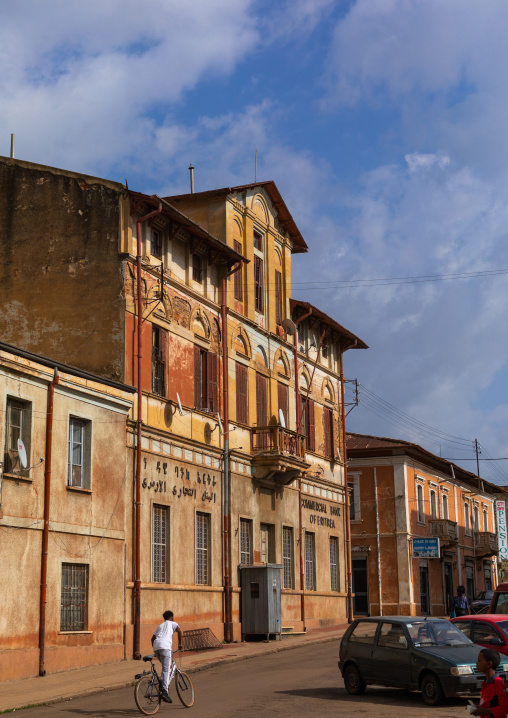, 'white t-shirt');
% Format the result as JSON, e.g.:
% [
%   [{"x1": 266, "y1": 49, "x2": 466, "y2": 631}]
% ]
[{"x1": 153, "y1": 620, "x2": 179, "y2": 651}]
